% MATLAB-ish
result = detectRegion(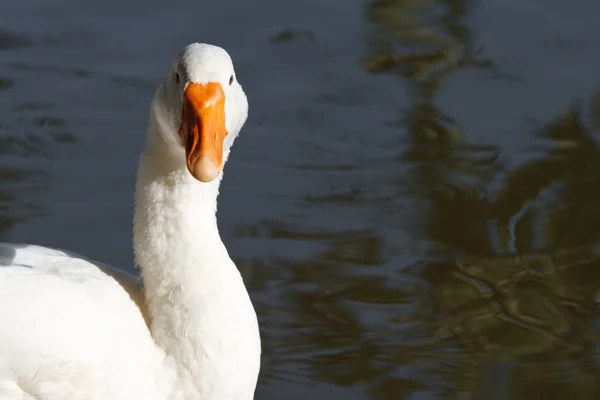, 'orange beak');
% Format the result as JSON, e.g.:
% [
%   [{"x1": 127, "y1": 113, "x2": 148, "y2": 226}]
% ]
[{"x1": 178, "y1": 82, "x2": 228, "y2": 182}]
